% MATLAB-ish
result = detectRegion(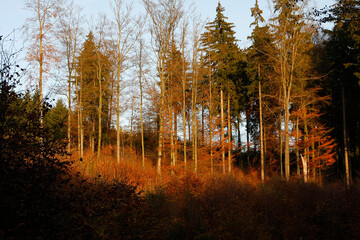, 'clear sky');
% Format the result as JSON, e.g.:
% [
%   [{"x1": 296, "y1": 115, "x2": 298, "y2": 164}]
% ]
[{"x1": 1, "y1": 0, "x2": 335, "y2": 48}]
